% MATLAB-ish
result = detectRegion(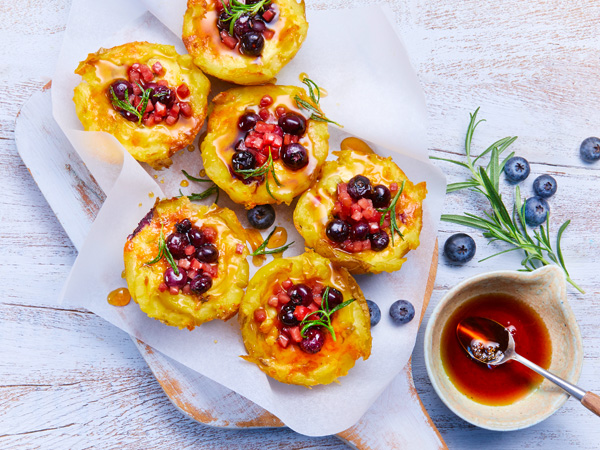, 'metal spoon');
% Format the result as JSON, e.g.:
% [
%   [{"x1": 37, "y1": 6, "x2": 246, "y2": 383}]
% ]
[{"x1": 456, "y1": 317, "x2": 600, "y2": 416}]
